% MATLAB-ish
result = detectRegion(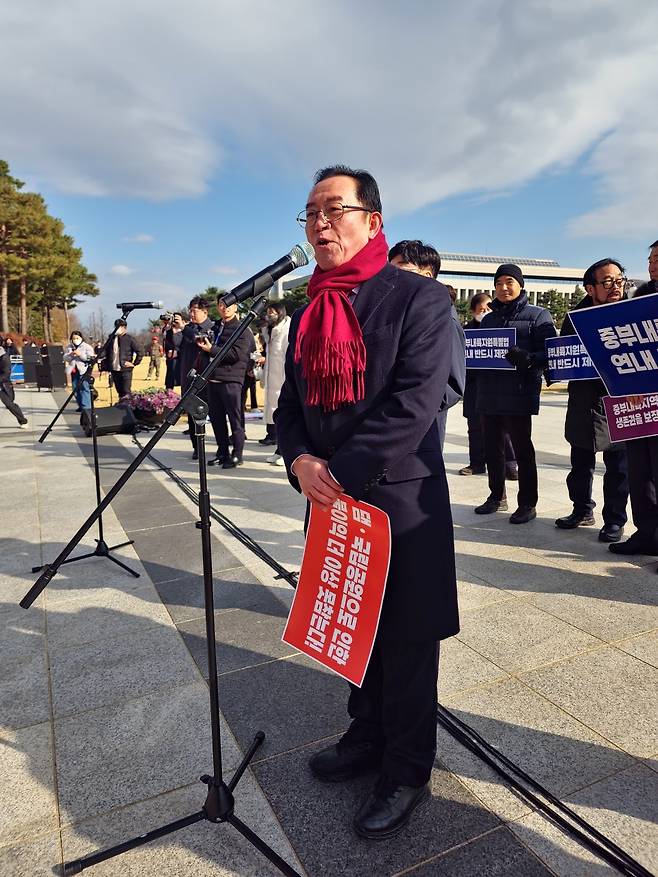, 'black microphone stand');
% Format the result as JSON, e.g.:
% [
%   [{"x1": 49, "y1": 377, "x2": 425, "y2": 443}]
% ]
[
  {"x1": 33, "y1": 315, "x2": 139, "y2": 579},
  {"x1": 21, "y1": 296, "x2": 302, "y2": 877}
]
